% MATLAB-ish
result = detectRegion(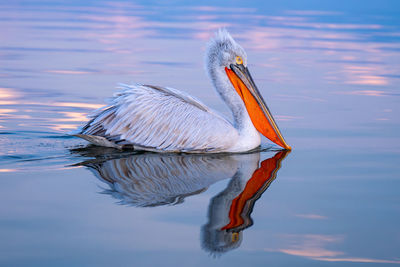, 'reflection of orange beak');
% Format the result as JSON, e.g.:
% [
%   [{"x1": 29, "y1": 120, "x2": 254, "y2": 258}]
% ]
[
  {"x1": 221, "y1": 150, "x2": 290, "y2": 232},
  {"x1": 226, "y1": 65, "x2": 291, "y2": 150}
]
